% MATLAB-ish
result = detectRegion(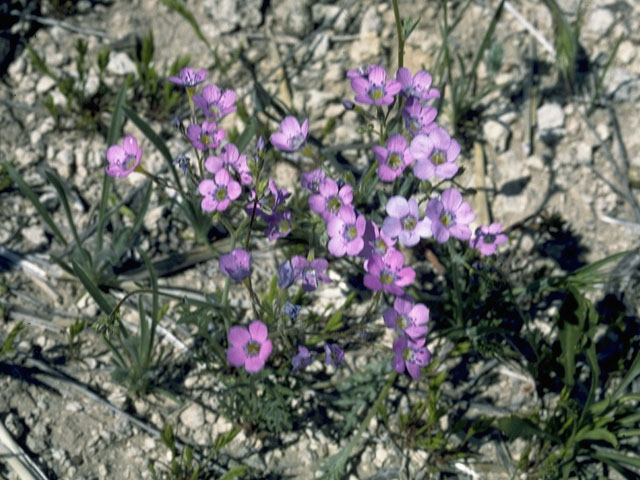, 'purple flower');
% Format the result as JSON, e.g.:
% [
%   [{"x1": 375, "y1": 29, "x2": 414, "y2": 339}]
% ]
[
  {"x1": 324, "y1": 343, "x2": 345, "y2": 367},
  {"x1": 327, "y1": 206, "x2": 366, "y2": 257},
  {"x1": 373, "y1": 134, "x2": 414, "y2": 182},
  {"x1": 248, "y1": 179, "x2": 290, "y2": 219},
  {"x1": 359, "y1": 220, "x2": 396, "y2": 260},
  {"x1": 283, "y1": 301, "x2": 301, "y2": 320},
  {"x1": 381, "y1": 196, "x2": 432, "y2": 247},
  {"x1": 256, "y1": 135, "x2": 266, "y2": 153},
  {"x1": 308, "y1": 178, "x2": 353, "y2": 222},
  {"x1": 383, "y1": 296, "x2": 429, "y2": 340},
  {"x1": 410, "y1": 126, "x2": 460, "y2": 180},
  {"x1": 174, "y1": 154, "x2": 190, "y2": 175},
  {"x1": 264, "y1": 210, "x2": 292, "y2": 241},
  {"x1": 471, "y1": 223, "x2": 507, "y2": 256},
  {"x1": 392, "y1": 337, "x2": 431, "y2": 379},
  {"x1": 219, "y1": 248, "x2": 251, "y2": 282},
  {"x1": 198, "y1": 169, "x2": 241, "y2": 212},
  {"x1": 168, "y1": 67, "x2": 206, "y2": 87},
  {"x1": 193, "y1": 84, "x2": 236, "y2": 120},
  {"x1": 426, "y1": 188, "x2": 476, "y2": 243},
  {"x1": 292, "y1": 346, "x2": 315, "y2": 372},
  {"x1": 105, "y1": 135, "x2": 142, "y2": 178},
  {"x1": 291, "y1": 256, "x2": 331, "y2": 292},
  {"x1": 186, "y1": 121, "x2": 225, "y2": 151},
  {"x1": 349, "y1": 65, "x2": 402, "y2": 106},
  {"x1": 277, "y1": 259, "x2": 296, "y2": 289},
  {"x1": 363, "y1": 249, "x2": 415, "y2": 296},
  {"x1": 301, "y1": 169, "x2": 326, "y2": 194},
  {"x1": 270, "y1": 116, "x2": 309, "y2": 152},
  {"x1": 227, "y1": 320, "x2": 273, "y2": 373},
  {"x1": 403, "y1": 97, "x2": 438, "y2": 136},
  {"x1": 396, "y1": 67, "x2": 440, "y2": 101},
  {"x1": 204, "y1": 143, "x2": 252, "y2": 185}
]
